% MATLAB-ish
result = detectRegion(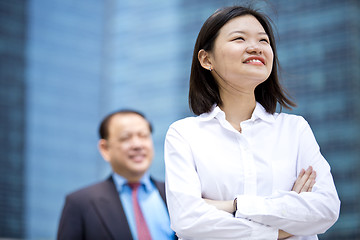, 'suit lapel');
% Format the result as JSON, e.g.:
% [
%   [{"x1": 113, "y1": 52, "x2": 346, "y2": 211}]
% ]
[
  {"x1": 91, "y1": 176, "x2": 169, "y2": 240},
  {"x1": 92, "y1": 177, "x2": 133, "y2": 240},
  {"x1": 152, "y1": 178, "x2": 167, "y2": 203}
]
